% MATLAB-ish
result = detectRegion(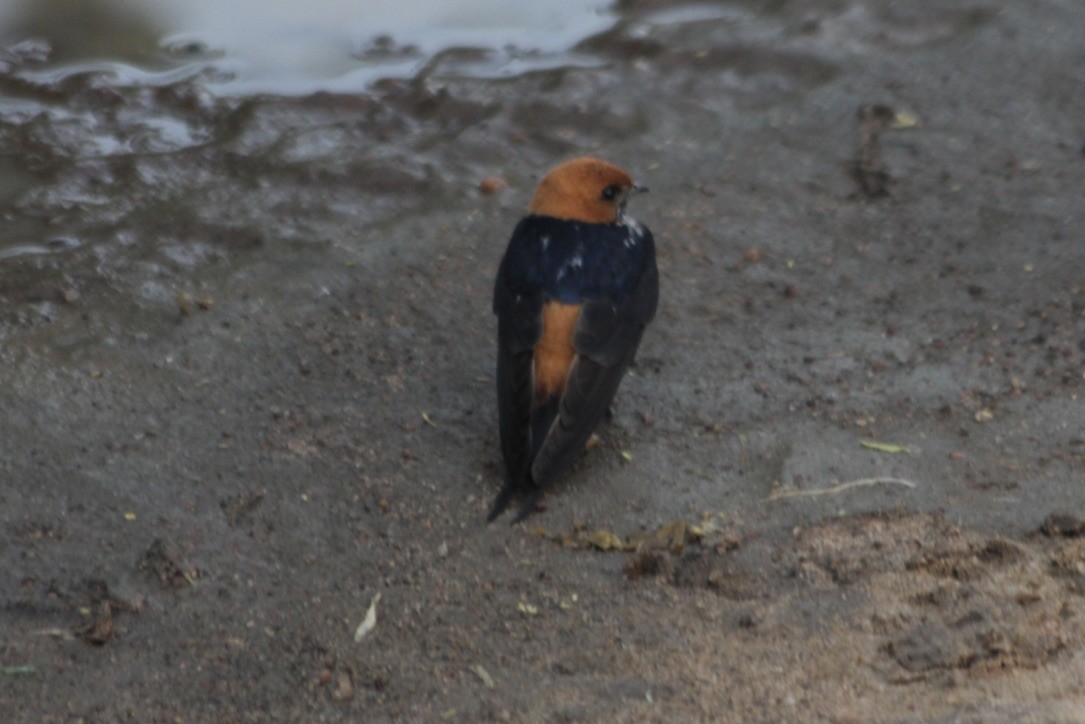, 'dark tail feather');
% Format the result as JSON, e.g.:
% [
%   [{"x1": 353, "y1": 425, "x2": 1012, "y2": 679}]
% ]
[
  {"x1": 486, "y1": 479, "x2": 519, "y2": 523},
  {"x1": 487, "y1": 396, "x2": 557, "y2": 524},
  {"x1": 510, "y1": 486, "x2": 546, "y2": 525}
]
